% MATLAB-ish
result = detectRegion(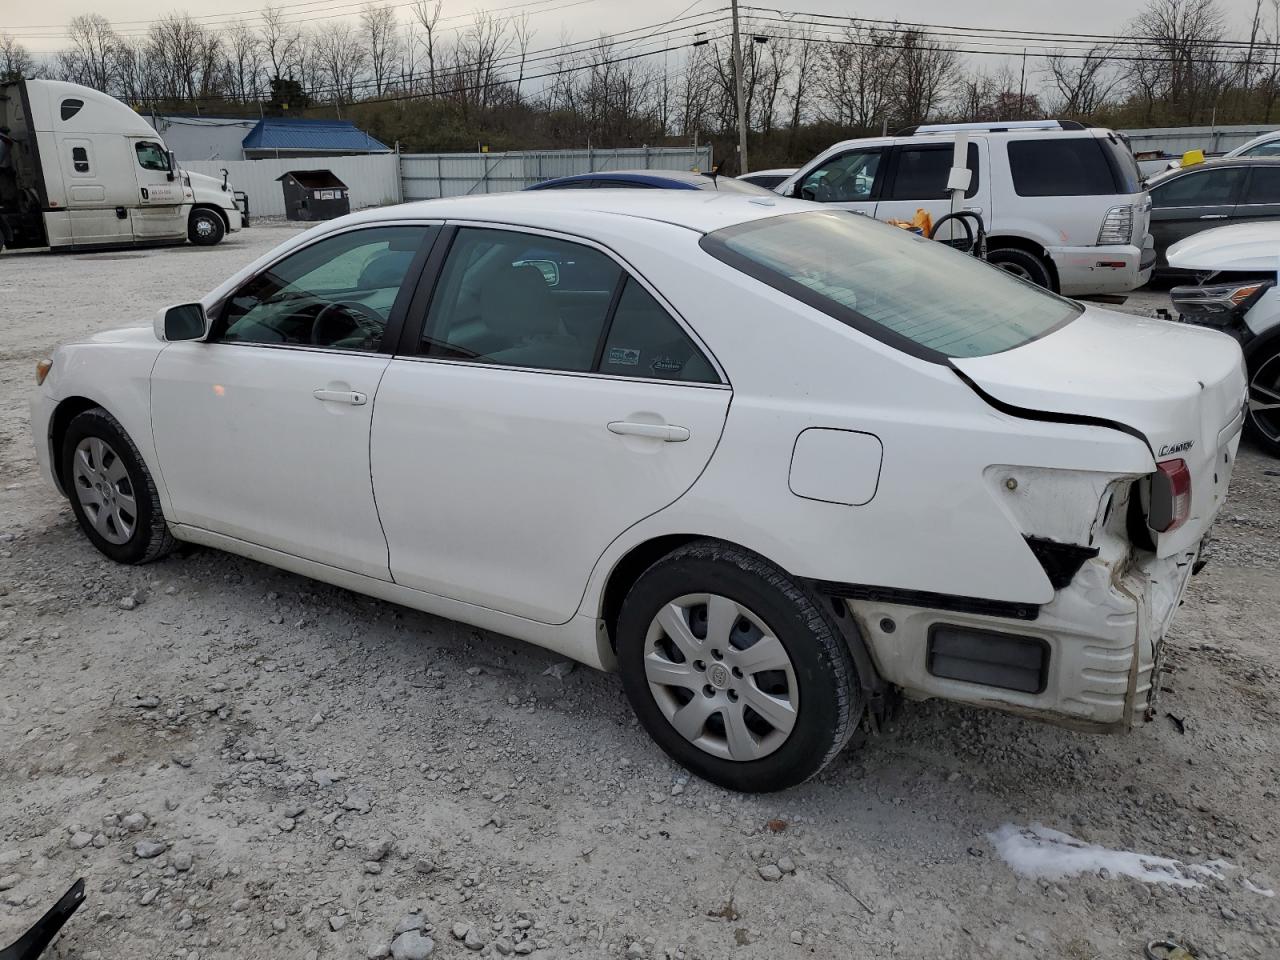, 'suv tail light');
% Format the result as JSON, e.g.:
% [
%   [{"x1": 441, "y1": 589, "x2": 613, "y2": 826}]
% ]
[
  {"x1": 1097, "y1": 204, "x2": 1135, "y2": 245},
  {"x1": 1150, "y1": 459, "x2": 1192, "y2": 533}
]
